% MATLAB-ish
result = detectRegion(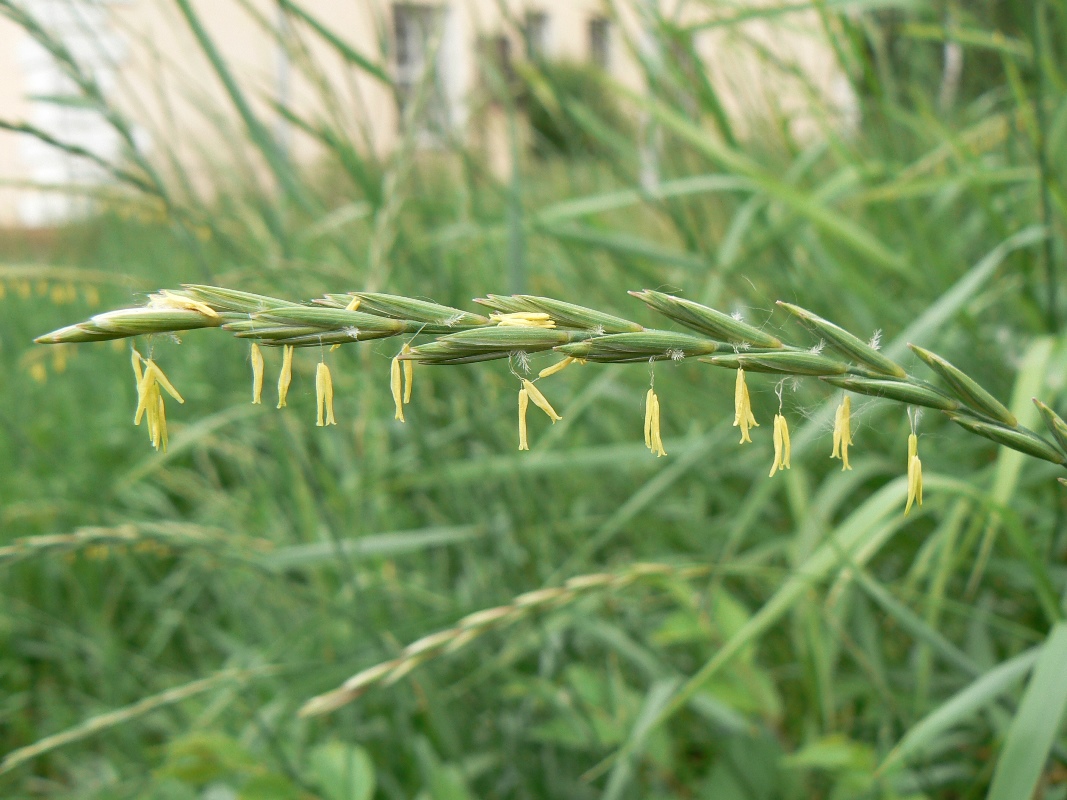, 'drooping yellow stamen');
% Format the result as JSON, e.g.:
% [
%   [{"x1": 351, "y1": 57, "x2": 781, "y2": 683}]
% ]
[
  {"x1": 522, "y1": 379, "x2": 562, "y2": 422},
  {"x1": 131, "y1": 348, "x2": 143, "y2": 383},
  {"x1": 391, "y1": 353, "x2": 405, "y2": 422},
  {"x1": 651, "y1": 392, "x2": 666, "y2": 457},
  {"x1": 277, "y1": 345, "x2": 294, "y2": 408},
  {"x1": 782, "y1": 413, "x2": 791, "y2": 468},
  {"x1": 250, "y1": 344, "x2": 264, "y2": 405},
  {"x1": 155, "y1": 387, "x2": 168, "y2": 451},
  {"x1": 905, "y1": 432, "x2": 923, "y2": 515},
  {"x1": 733, "y1": 368, "x2": 759, "y2": 443},
  {"x1": 831, "y1": 396, "x2": 853, "y2": 470},
  {"x1": 146, "y1": 361, "x2": 184, "y2": 404},
  {"x1": 145, "y1": 381, "x2": 160, "y2": 449},
  {"x1": 644, "y1": 388, "x2": 654, "y2": 449},
  {"x1": 131, "y1": 348, "x2": 144, "y2": 422},
  {"x1": 131, "y1": 357, "x2": 183, "y2": 452},
  {"x1": 344, "y1": 296, "x2": 361, "y2": 311},
  {"x1": 518, "y1": 387, "x2": 530, "y2": 450},
  {"x1": 402, "y1": 343, "x2": 413, "y2": 404},
  {"x1": 316, "y1": 361, "x2": 336, "y2": 427},
  {"x1": 769, "y1": 413, "x2": 791, "y2": 476},
  {"x1": 539, "y1": 356, "x2": 576, "y2": 379},
  {"x1": 490, "y1": 312, "x2": 556, "y2": 329},
  {"x1": 134, "y1": 359, "x2": 184, "y2": 427}
]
